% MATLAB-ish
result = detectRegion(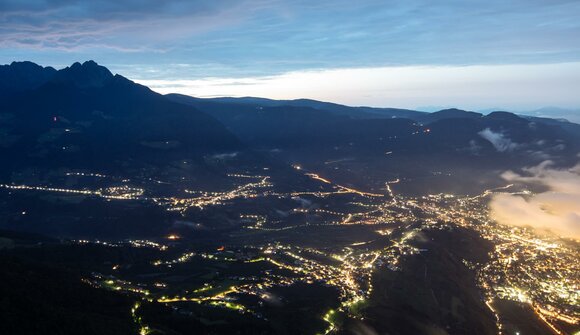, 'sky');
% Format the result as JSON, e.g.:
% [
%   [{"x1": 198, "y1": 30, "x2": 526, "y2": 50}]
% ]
[{"x1": 1, "y1": 0, "x2": 580, "y2": 111}]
